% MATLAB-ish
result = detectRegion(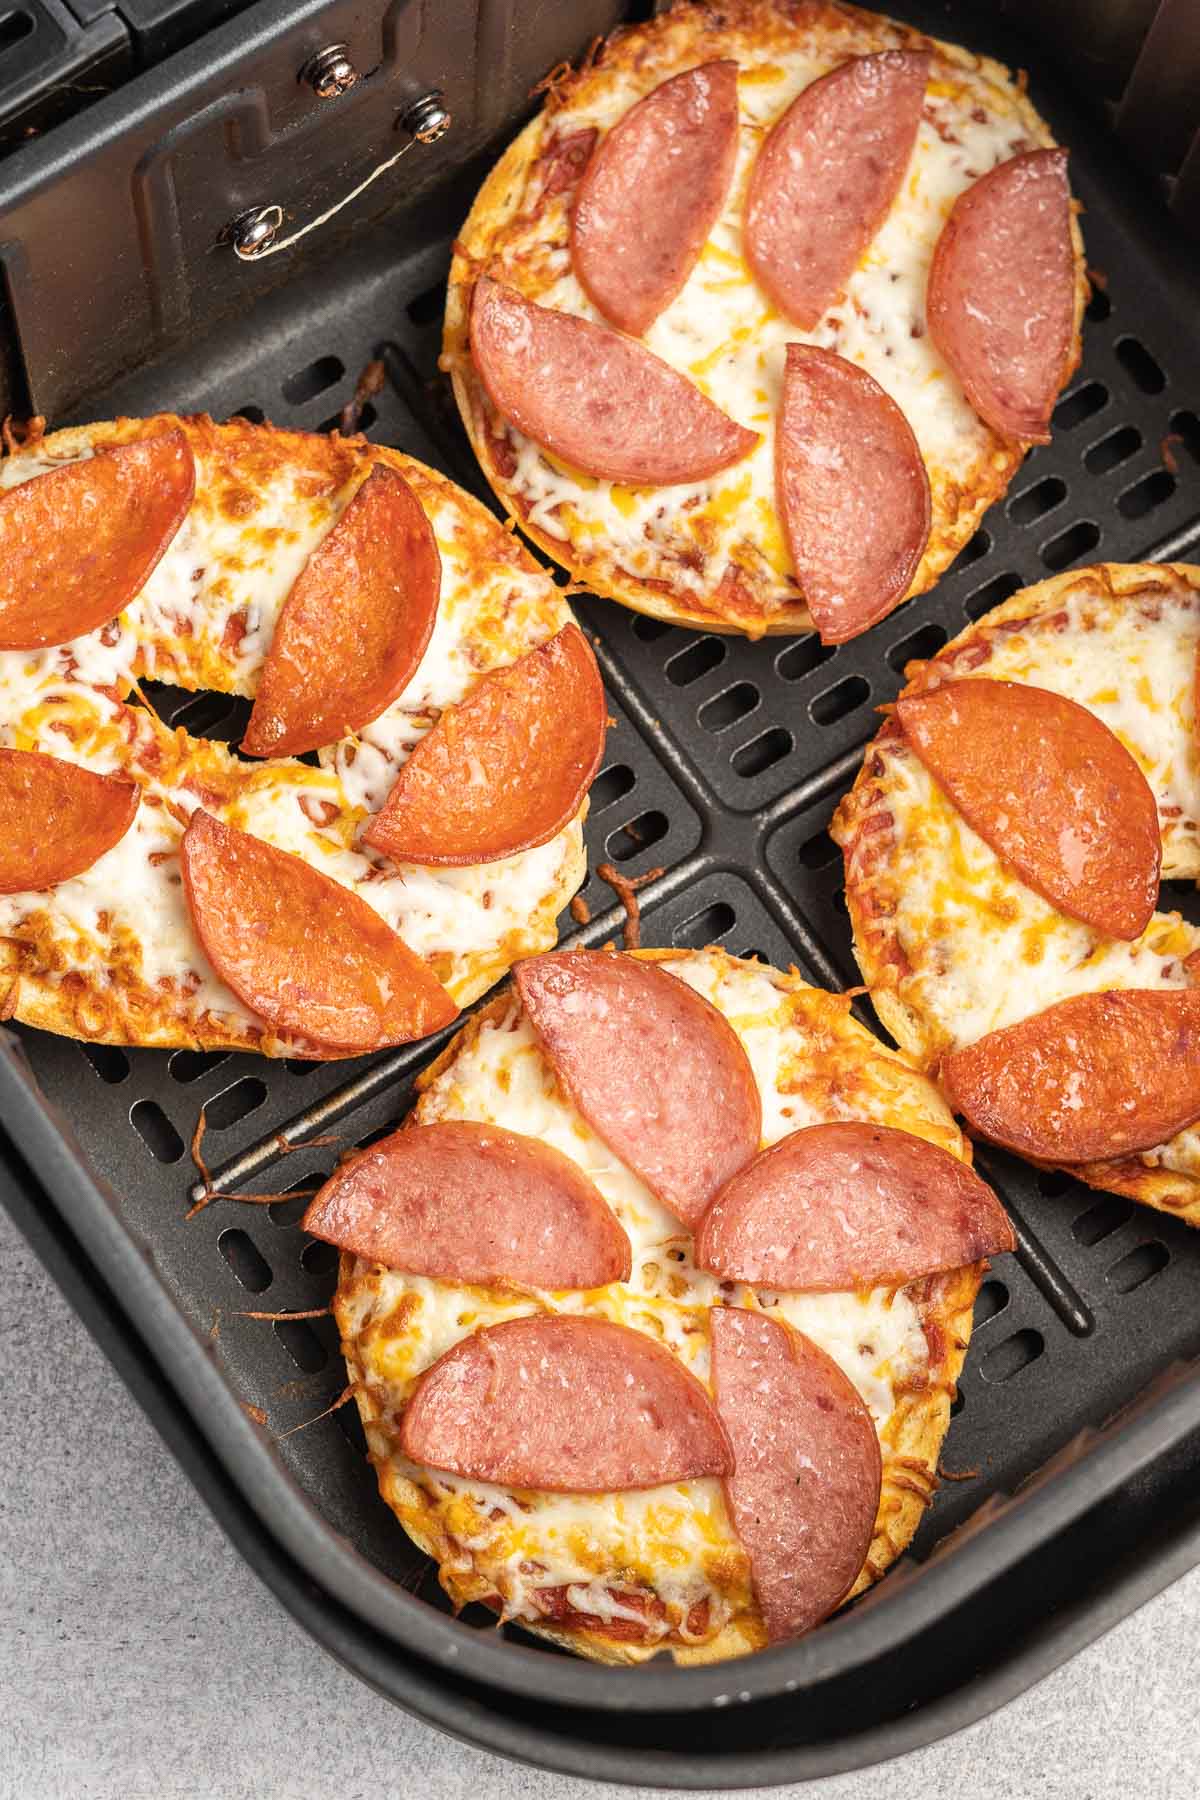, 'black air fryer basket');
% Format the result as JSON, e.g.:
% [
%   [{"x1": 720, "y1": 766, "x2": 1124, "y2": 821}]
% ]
[{"x1": 2, "y1": 0, "x2": 1200, "y2": 1783}]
